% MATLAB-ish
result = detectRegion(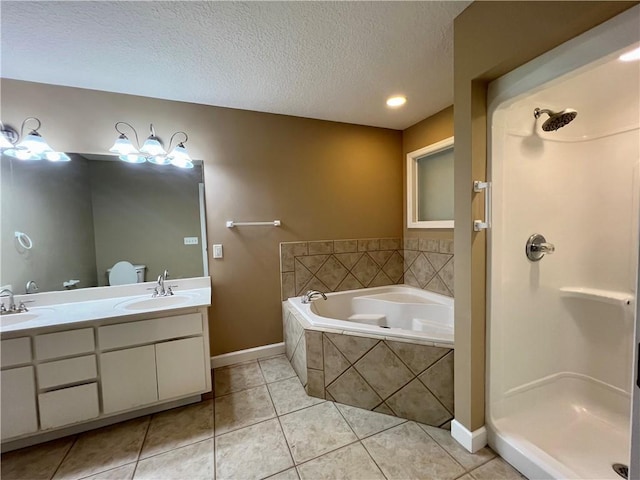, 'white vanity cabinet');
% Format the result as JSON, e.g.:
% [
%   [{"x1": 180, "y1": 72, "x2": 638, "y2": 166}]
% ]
[
  {"x1": 0, "y1": 306, "x2": 211, "y2": 449},
  {"x1": 0, "y1": 338, "x2": 38, "y2": 440},
  {"x1": 98, "y1": 312, "x2": 208, "y2": 414}
]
